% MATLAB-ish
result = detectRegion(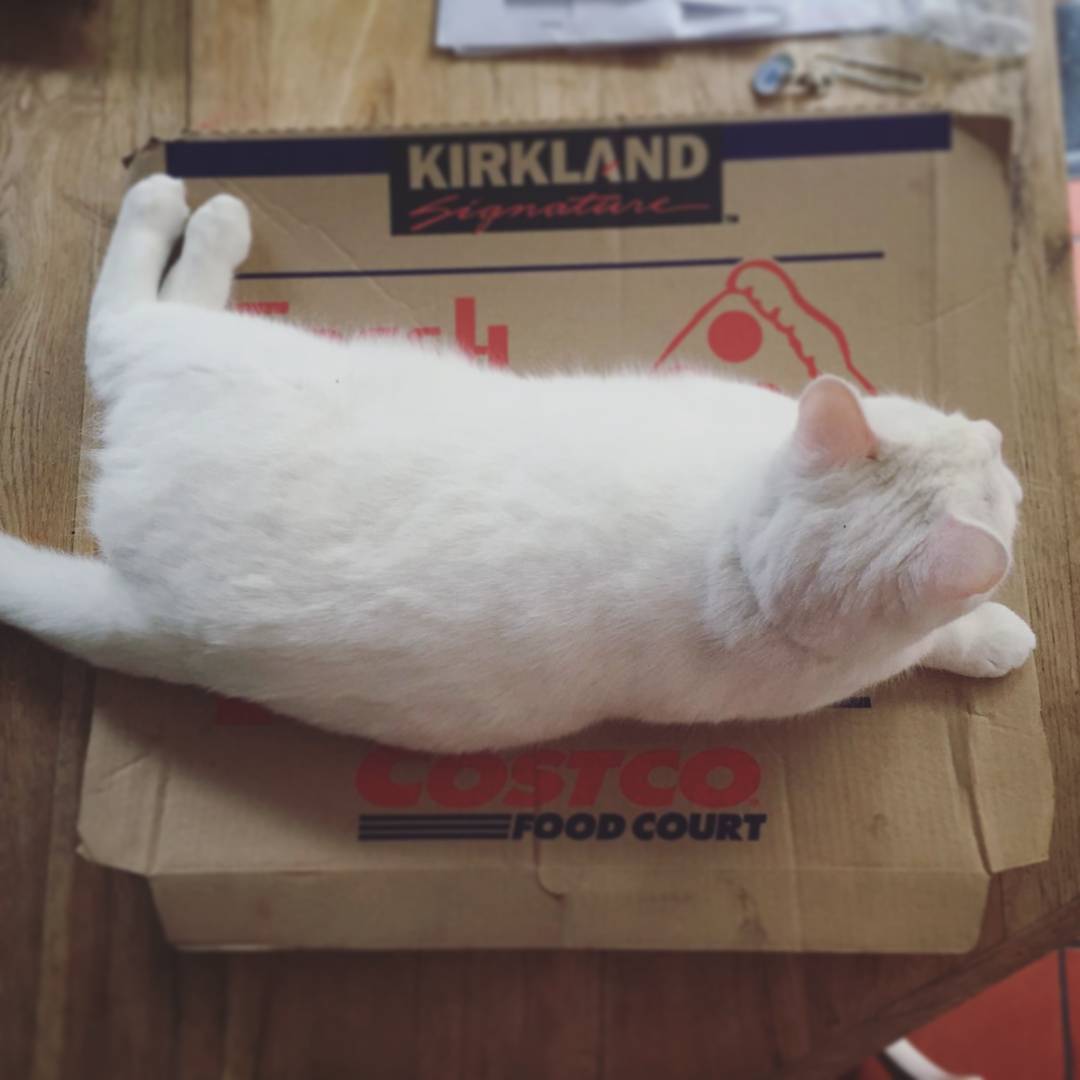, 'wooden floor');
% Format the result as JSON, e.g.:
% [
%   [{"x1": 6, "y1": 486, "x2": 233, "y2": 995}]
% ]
[{"x1": 3, "y1": 2, "x2": 1080, "y2": 1078}]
